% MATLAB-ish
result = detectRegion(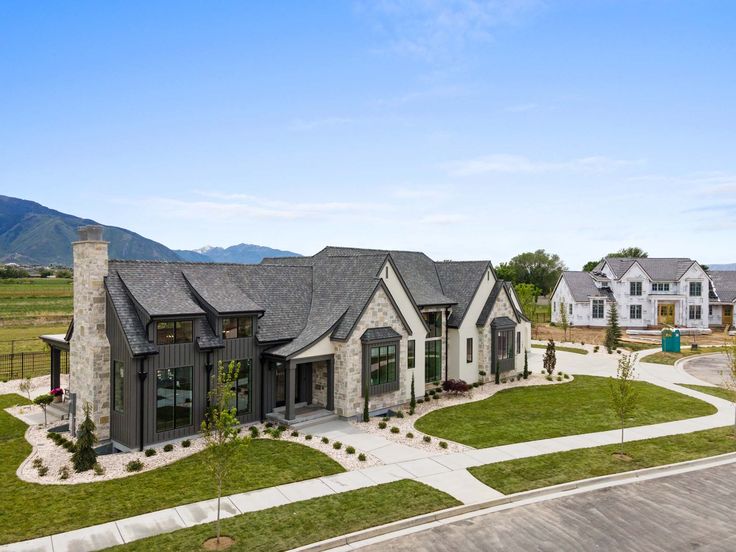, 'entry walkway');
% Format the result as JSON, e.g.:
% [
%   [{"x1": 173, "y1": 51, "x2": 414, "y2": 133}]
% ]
[{"x1": 3, "y1": 348, "x2": 734, "y2": 552}]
